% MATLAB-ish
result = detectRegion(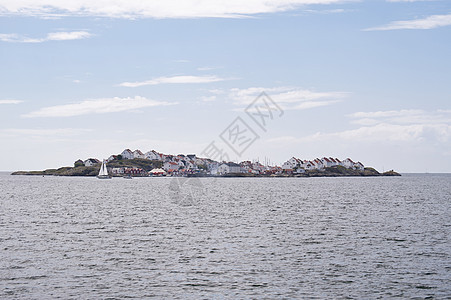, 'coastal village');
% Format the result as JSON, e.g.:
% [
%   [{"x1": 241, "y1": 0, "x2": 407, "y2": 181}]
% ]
[{"x1": 76, "y1": 148, "x2": 367, "y2": 177}]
